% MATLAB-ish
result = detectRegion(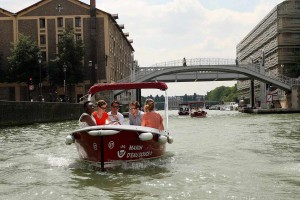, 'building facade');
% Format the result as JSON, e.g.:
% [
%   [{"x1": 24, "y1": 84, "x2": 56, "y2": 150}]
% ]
[
  {"x1": 236, "y1": 0, "x2": 300, "y2": 108},
  {"x1": 0, "y1": 0, "x2": 134, "y2": 102}
]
